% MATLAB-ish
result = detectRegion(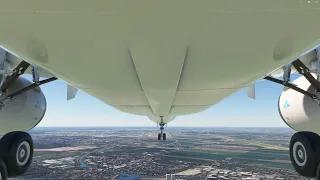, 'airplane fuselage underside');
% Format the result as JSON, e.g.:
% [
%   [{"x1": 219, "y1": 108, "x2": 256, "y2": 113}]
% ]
[{"x1": 1, "y1": 0, "x2": 320, "y2": 123}]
